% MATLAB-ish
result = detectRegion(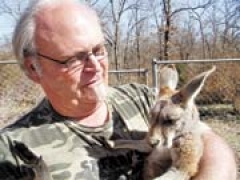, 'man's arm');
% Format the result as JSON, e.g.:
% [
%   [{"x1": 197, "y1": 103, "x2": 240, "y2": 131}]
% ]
[{"x1": 193, "y1": 130, "x2": 237, "y2": 180}]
